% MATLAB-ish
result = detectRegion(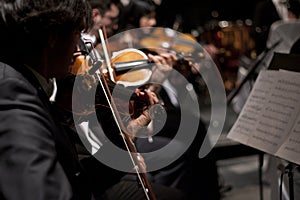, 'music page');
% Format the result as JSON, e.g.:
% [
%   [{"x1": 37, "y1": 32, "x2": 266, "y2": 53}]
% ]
[
  {"x1": 227, "y1": 70, "x2": 278, "y2": 146},
  {"x1": 247, "y1": 70, "x2": 300, "y2": 155},
  {"x1": 228, "y1": 70, "x2": 300, "y2": 164},
  {"x1": 273, "y1": 70, "x2": 300, "y2": 165}
]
